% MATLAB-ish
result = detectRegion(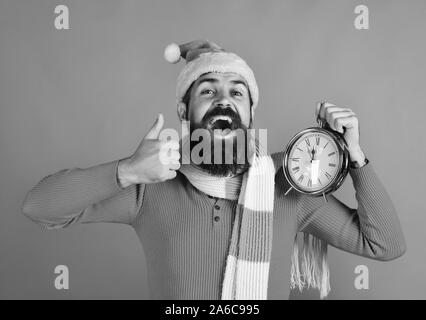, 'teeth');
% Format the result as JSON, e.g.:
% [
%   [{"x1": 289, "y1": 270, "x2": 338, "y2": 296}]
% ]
[{"x1": 210, "y1": 115, "x2": 232, "y2": 124}]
